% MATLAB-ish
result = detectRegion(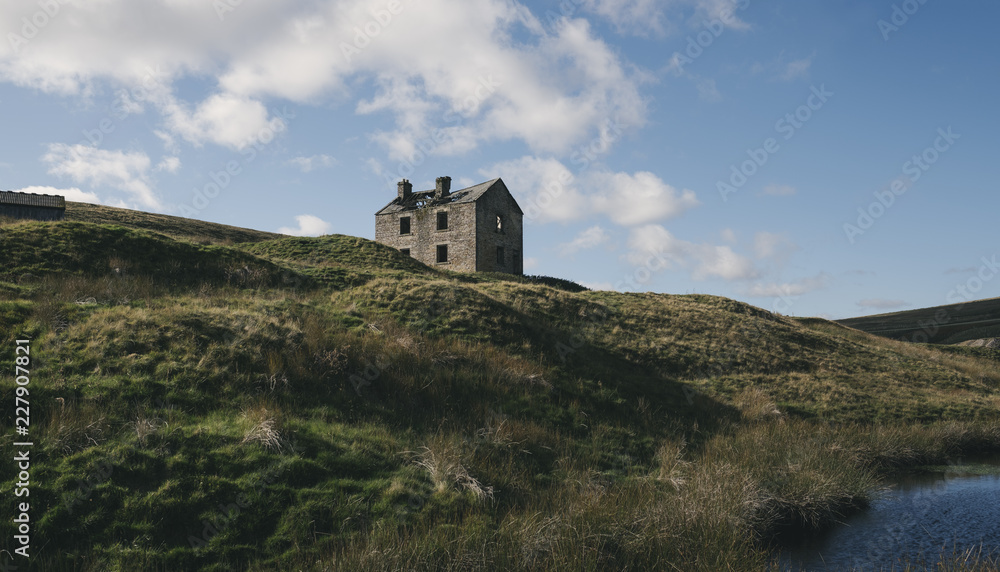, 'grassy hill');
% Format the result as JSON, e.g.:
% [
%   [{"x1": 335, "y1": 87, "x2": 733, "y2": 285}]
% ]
[
  {"x1": 837, "y1": 297, "x2": 1000, "y2": 345},
  {"x1": 2, "y1": 203, "x2": 999, "y2": 571}
]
